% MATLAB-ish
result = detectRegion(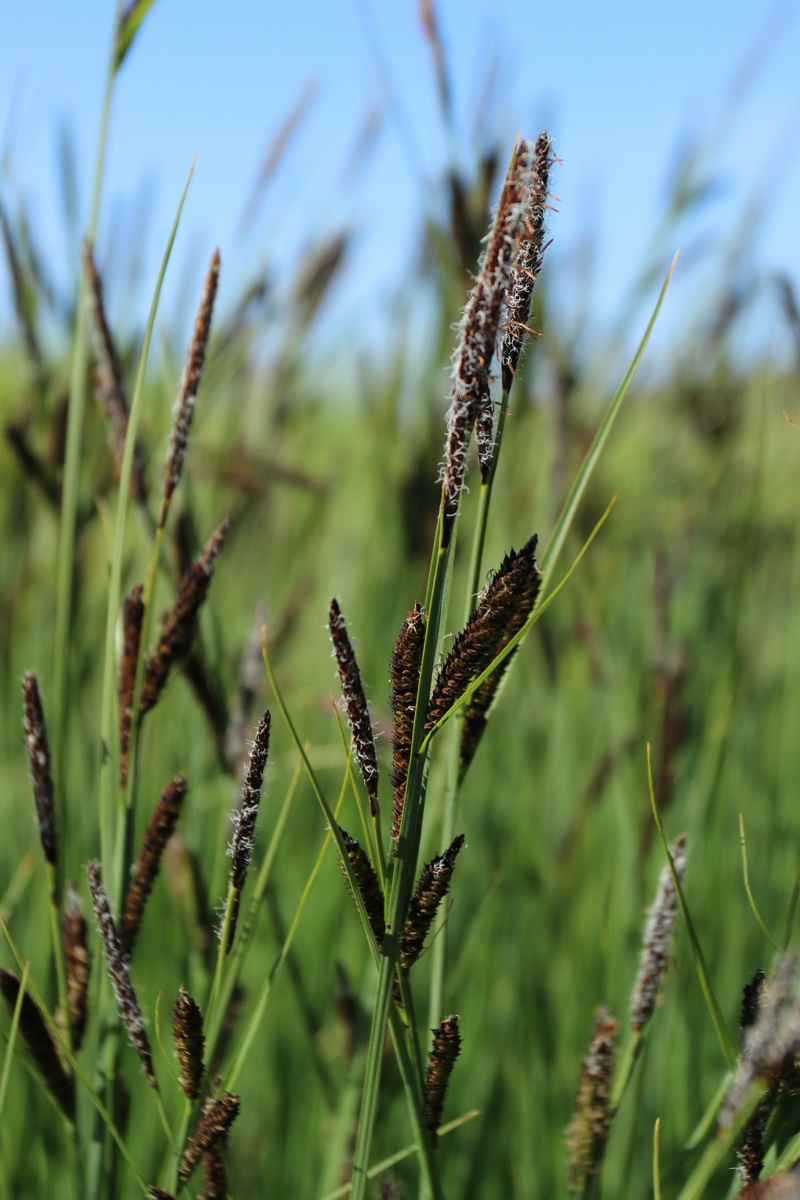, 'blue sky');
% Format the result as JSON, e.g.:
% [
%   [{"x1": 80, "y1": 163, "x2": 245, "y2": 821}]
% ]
[{"x1": 2, "y1": 1, "x2": 799, "y2": 366}]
